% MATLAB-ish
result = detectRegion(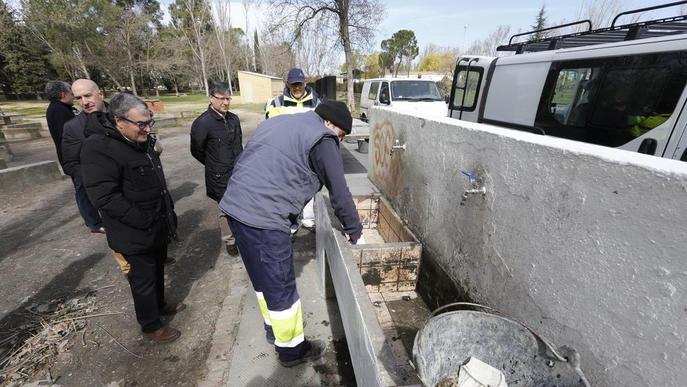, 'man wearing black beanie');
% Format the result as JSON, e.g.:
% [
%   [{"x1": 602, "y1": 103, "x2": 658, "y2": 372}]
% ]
[{"x1": 218, "y1": 100, "x2": 362, "y2": 368}]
